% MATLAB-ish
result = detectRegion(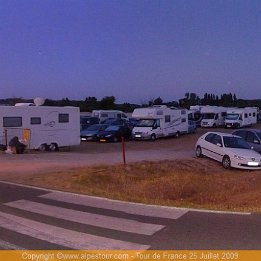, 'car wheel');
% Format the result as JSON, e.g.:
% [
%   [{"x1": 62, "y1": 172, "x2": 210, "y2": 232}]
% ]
[
  {"x1": 222, "y1": 155, "x2": 231, "y2": 169},
  {"x1": 49, "y1": 143, "x2": 58, "y2": 152},
  {"x1": 195, "y1": 146, "x2": 202, "y2": 158},
  {"x1": 150, "y1": 134, "x2": 156, "y2": 141},
  {"x1": 39, "y1": 144, "x2": 48, "y2": 152}
]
